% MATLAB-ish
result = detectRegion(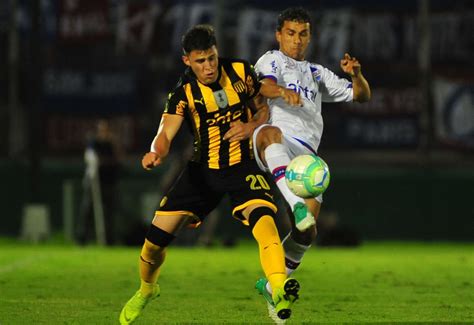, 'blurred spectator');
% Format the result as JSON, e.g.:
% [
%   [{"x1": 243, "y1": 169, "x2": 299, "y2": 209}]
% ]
[{"x1": 76, "y1": 119, "x2": 122, "y2": 245}]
